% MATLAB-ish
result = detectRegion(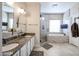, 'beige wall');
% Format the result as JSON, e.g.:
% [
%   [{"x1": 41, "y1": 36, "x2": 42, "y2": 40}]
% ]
[
  {"x1": 26, "y1": 3, "x2": 40, "y2": 47},
  {"x1": 13, "y1": 3, "x2": 40, "y2": 47},
  {"x1": 13, "y1": 3, "x2": 27, "y2": 32}
]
